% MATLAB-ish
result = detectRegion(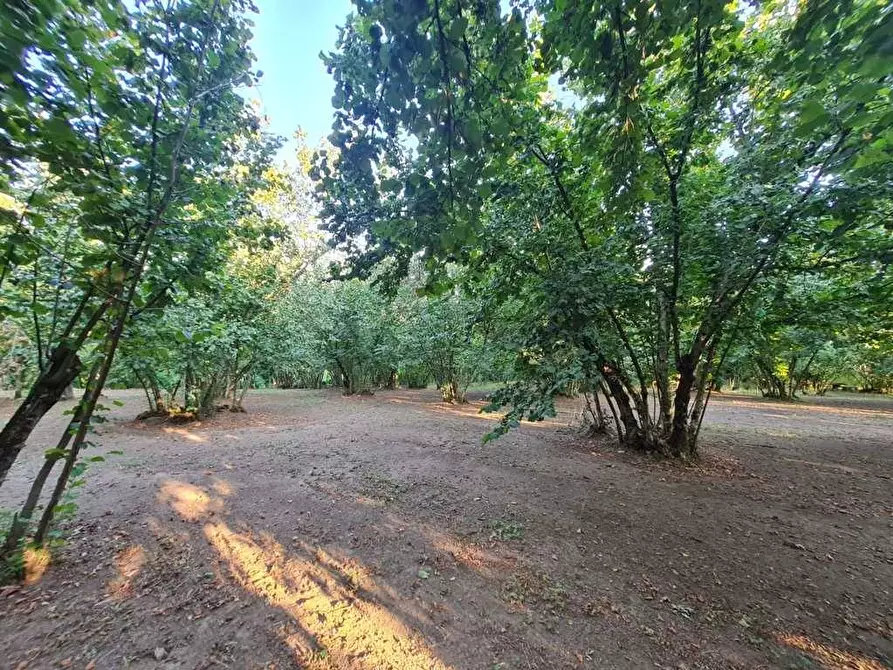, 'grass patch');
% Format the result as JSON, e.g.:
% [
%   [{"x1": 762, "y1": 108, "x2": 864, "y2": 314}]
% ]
[
  {"x1": 361, "y1": 472, "x2": 409, "y2": 503},
  {"x1": 489, "y1": 518, "x2": 524, "y2": 541},
  {"x1": 502, "y1": 569, "x2": 568, "y2": 613},
  {"x1": 0, "y1": 508, "x2": 24, "y2": 584}
]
